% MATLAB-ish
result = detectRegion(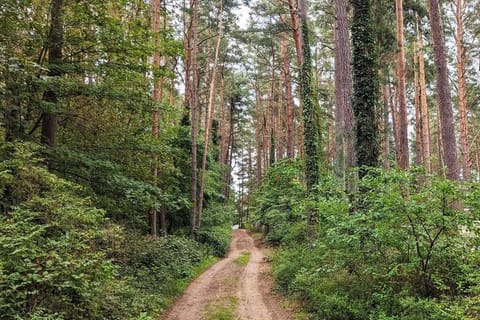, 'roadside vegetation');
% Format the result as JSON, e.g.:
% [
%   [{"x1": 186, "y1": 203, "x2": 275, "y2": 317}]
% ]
[
  {"x1": 0, "y1": 143, "x2": 234, "y2": 320},
  {"x1": 250, "y1": 159, "x2": 480, "y2": 319}
]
